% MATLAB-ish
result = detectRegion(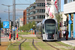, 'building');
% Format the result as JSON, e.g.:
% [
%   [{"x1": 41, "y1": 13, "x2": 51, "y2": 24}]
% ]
[
  {"x1": 17, "y1": 16, "x2": 23, "y2": 27},
  {"x1": 20, "y1": 17, "x2": 23, "y2": 27},
  {"x1": 23, "y1": 10, "x2": 27, "y2": 25},
  {"x1": 64, "y1": 0, "x2": 75, "y2": 38},
  {"x1": 26, "y1": 0, "x2": 51, "y2": 24}
]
